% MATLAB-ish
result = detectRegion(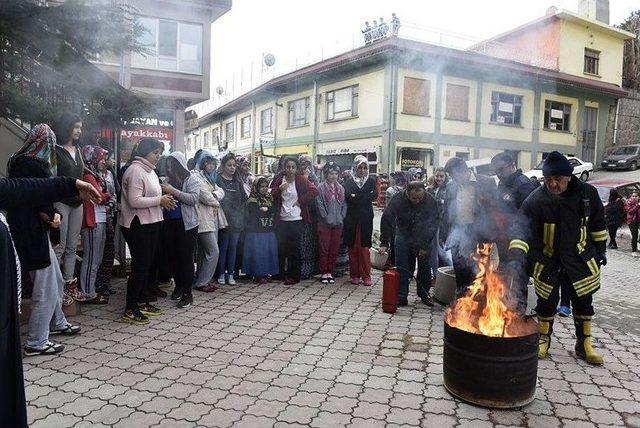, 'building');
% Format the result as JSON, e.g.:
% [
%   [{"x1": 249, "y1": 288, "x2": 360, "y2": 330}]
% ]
[
  {"x1": 186, "y1": 6, "x2": 633, "y2": 175},
  {"x1": 95, "y1": 0, "x2": 231, "y2": 159}
]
